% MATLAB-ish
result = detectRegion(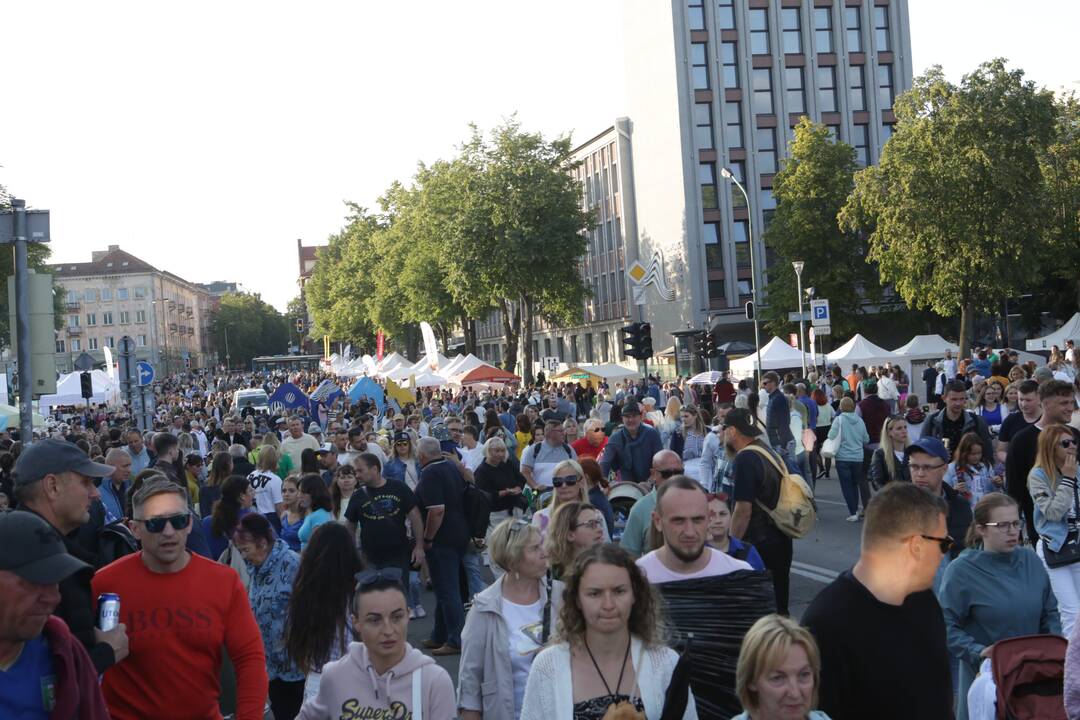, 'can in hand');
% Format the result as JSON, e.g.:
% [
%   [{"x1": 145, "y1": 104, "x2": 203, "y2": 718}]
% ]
[{"x1": 98, "y1": 593, "x2": 121, "y2": 631}]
